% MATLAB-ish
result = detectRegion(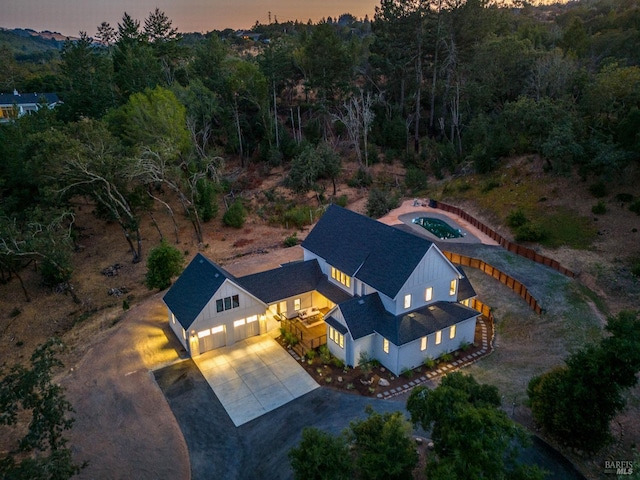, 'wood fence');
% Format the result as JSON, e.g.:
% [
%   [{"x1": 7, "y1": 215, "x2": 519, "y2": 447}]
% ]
[
  {"x1": 445, "y1": 251, "x2": 544, "y2": 315},
  {"x1": 471, "y1": 298, "x2": 494, "y2": 322},
  {"x1": 432, "y1": 200, "x2": 575, "y2": 278}
]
